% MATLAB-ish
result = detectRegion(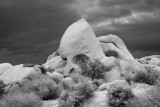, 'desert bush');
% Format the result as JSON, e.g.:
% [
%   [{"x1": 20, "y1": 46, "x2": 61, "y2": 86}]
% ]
[
  {"x1": 59, "y1": 90, "x2": 76, "y2": 107},
  {"x1": 74, "y1": 77, "x2": 94, "y2": 99},
  {"x1": 0, "y1": 80, "x2": 5, "y2": 98},
  {"x1": 107, "y1": 86, "x2": 137, "y2": 107},
  {"x1": 74, "y1": 54, "x2": 109, "y2": 79},
  {"x1": 59, "y1": 76, "x2": 94, "y2": 107},
  {"x1": 88, "y1": 59, "x2": 109, "y2": 79},
  {"x1": 133, "y1": 66, "x2": 159, "y2": 85},
  {"x1": 21, "y1": 76, "x2": 61, "y2": 100},
  {"x1": 0, "y1": 92, "x2": 42, "y2": 107}
]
